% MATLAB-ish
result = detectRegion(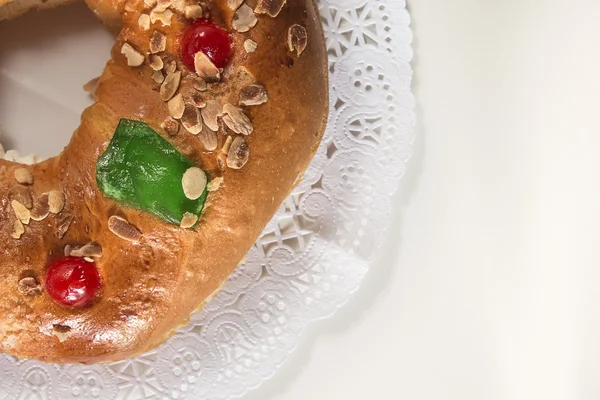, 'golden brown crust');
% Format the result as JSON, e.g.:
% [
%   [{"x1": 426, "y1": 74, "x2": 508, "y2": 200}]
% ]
[{"x1": 0, "y1": 0, "x2": 327, "y2": 363}]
